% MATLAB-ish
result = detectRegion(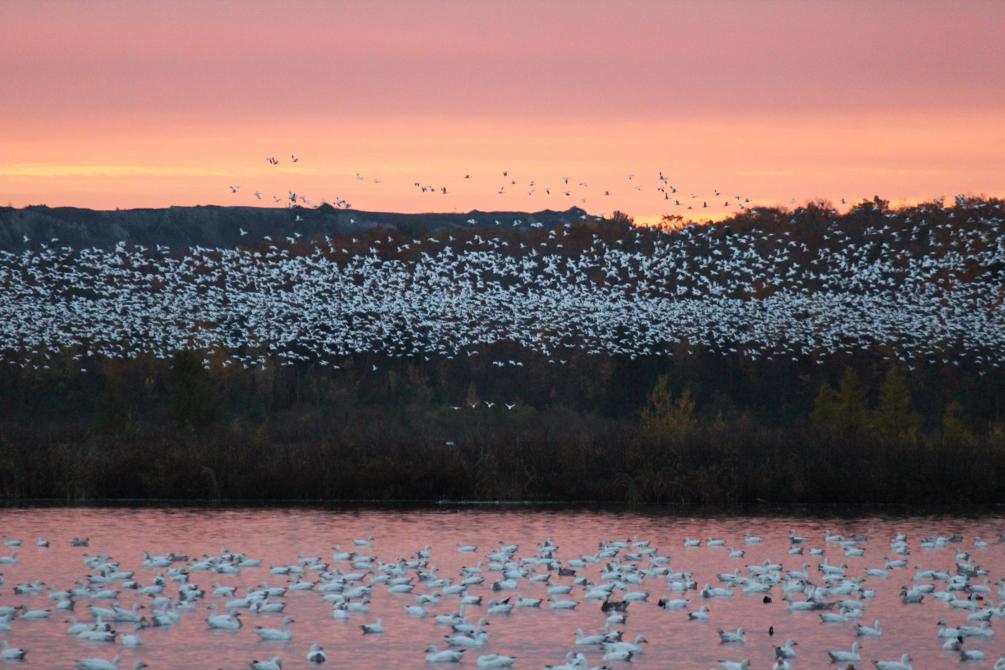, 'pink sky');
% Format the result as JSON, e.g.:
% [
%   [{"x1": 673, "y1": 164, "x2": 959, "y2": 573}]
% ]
[{"x1": 2, "y1": 0, "x2": 1003, "y2": 221}]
